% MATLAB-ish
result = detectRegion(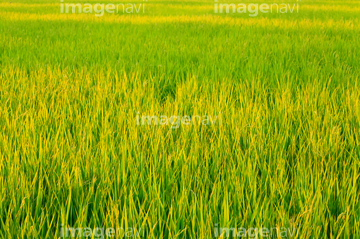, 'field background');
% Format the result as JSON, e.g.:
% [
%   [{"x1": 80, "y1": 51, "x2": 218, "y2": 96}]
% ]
[{"x1": 0, "y1": 0, "x2": 360, "y2": 238}]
